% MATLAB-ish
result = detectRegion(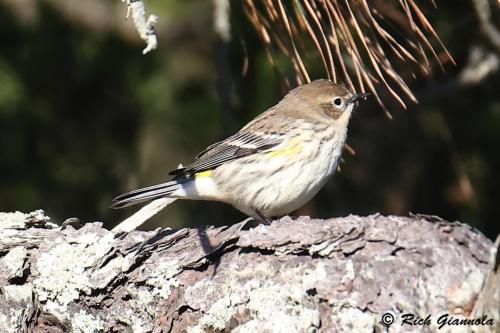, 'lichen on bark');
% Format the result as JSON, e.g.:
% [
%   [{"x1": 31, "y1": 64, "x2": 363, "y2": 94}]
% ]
[{"x1": 0, "y1": 211, "x2": 498, "y2": 332}]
